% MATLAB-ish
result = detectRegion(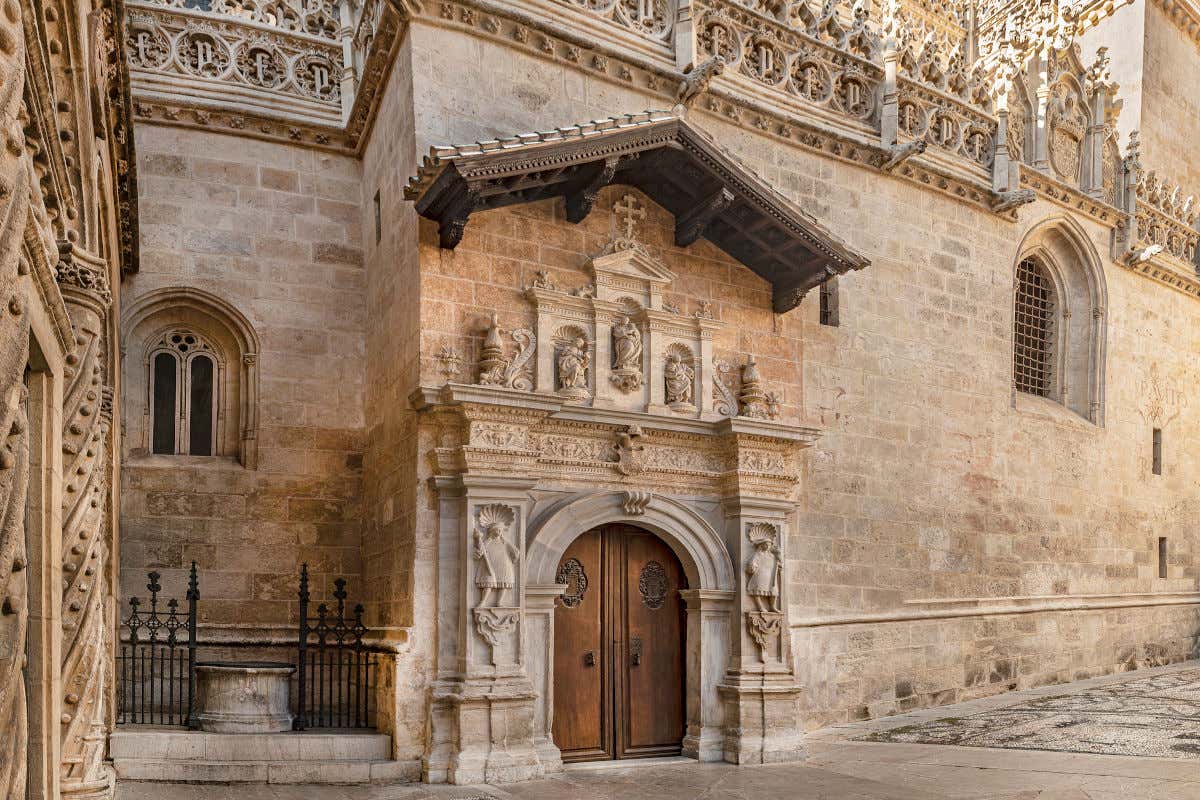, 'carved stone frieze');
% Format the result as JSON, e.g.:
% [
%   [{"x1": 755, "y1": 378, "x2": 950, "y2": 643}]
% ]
[
  {"x1": 612, "y1": 425, "x2": 646, "y2": 476},
  {"x1": 412, "y1": 384, "x2": 815, "y2": 499}
]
